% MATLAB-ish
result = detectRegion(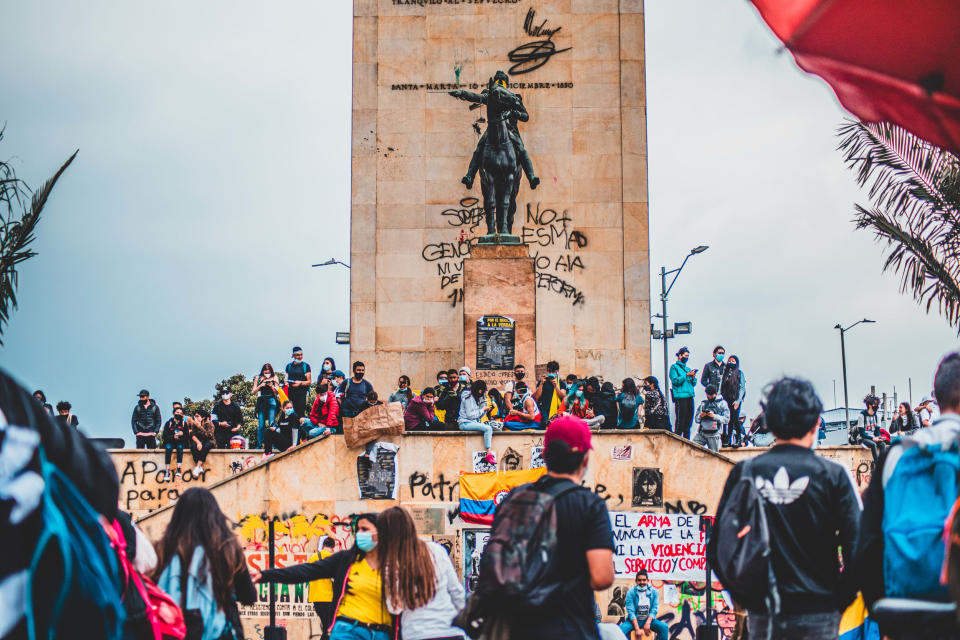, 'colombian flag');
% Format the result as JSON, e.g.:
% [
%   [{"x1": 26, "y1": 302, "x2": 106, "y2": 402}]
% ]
[
  {"x1": 459, "y1": 467, "x2": 547, "y2": 525},
  {"x1": 838, "y1": 593, "x2": 880, "y2": 640}
]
